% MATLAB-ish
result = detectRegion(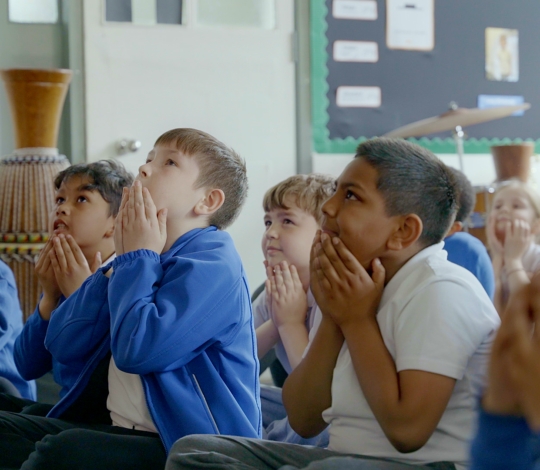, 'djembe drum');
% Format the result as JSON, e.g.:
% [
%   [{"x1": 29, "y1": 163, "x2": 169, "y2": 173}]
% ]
[{"x1": 0, "y1": 69, "x2": 71, "y2": 320}]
